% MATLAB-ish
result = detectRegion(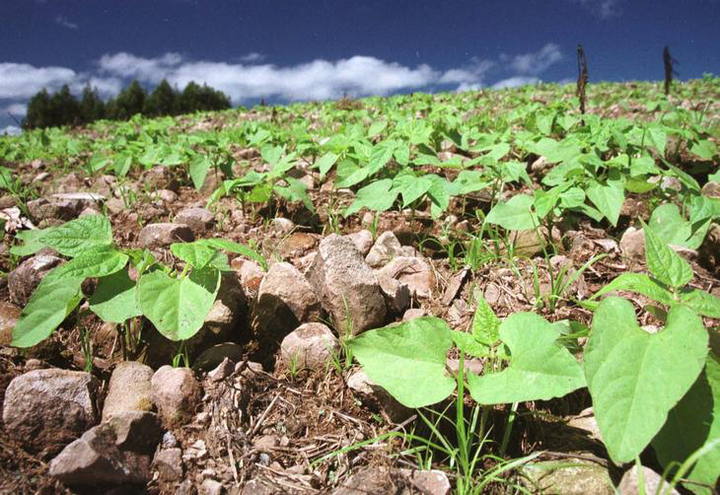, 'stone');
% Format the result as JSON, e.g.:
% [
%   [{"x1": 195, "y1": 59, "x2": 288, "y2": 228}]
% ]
[
  {"x1": 48, "y1": 414, "x2": 160, "y2": 486},
  {"x1": 346, "y1": 369, "x2": 411, "y2": 422},
  {"x1": 174, "y1": 207, "x2": 215, "y2": 234},
  {"x1": 102, "y1": 361, "x2": 154, "y2": 422},
  {"x1": 332, "y1": 466, "x2": 399, "y2": 495},
  {"x1": 138, "y1": 222, "x2": 194, "y2": 248},
  {"x1": 701, "y1": 181, "x2": 720, "y2": 199},
  {"x1": 193, "y1": 343, "x2": 245, "y2": 371},
  {"x1": 308, "y1": 234, "x2": 386, "y2": 335},
  {"x1": 378, "y1": 275, "x2": 411, "y2": 314},
  {"x1": 0, "y1": 301, "x2": 21, "y2": 346},
  {"x1": 377, "y1": 256, "x2": 434, "y2": 300},
  {"x1": 618, "y1": 465, "x2": 679, "y2": 495},
  {"x1": 154, "y1": 447, "x2": 184, "y2": 481},
  {"x1": 8, "y1": 254, "x2": 63, "y2": 306},
  {"x1": 2, "y1": 369, "x2": 99, "y2": 456},
  {"x1": 253, "y1": 434, "x2": 279, "y2": 452},
  {"x1": 203, "y1": 271, "x2": 247, "y2": 336},
  {"x1": 566, "y1": 407, "x2": 602, "y2": 442},
  {"x1": 151, "y1": 365, "x2": 202, "y2": 427},
  {"x1": 107, "y1": 411, "x2": 163, "y2": 453},
  {"x1": 200, "y1": 479, "x2": 224, "y2": 495},
  {"x1": 207, "y1": 357, "x2": 235, "y2": 382},
  {"x1": 620, "y1": 227, "x2": 645, "y2": 260},
  {"x1": 241, "y1": 479, "x2": 278, "y2": 495},
  {"x1": 699, "y1": 223, "x2": 720, "y2": 272},
  {"x1": 141, "y1": 166, "x2": 179, "y2": 191},
  {"x1": 232, "y1": 259, "x2": 265, "y2": 295},
  {"x1": 26, "y1": 194, "x2": 102, "y2": 222},
  {"x1": 155, "y1": 189, "x2": 178, "y2": 202},
  {"x1": 271, "y1": 217, "x2": 295, "y2": 234},
  {"x1": 347, "y1": 229, "x2": 373, "y2": 256},
  {"x1": 520, "y1": 460, "x2": 613, "y2": 495},
  {"x1": 508, "y1": 228, "x2": 547, "y2": 257},
  {"x1": 365, "y1": 231, "x2": 403, "y2": 268},
  {"x1": 255, "y1": 262, "x2": 322, "y2": 339},
  {"x1": 279, "y1": 323, "x2": 339, "y2": 369},
  {"x1": 400, "y1": 469, "x2": 451, "y2": 495},
  {"x1": 278, "y1": 232, "x2": 318, "y2": 259},
  {"x1": 402, "y1": 308, "x2": 426, "y2": 321}
]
